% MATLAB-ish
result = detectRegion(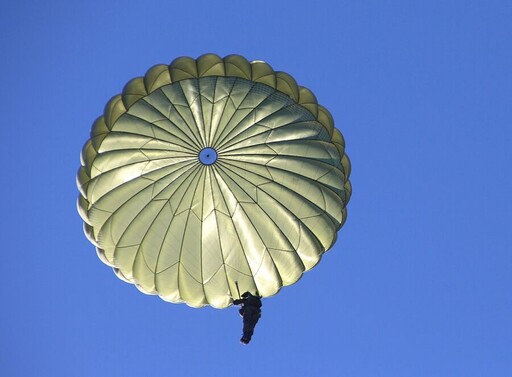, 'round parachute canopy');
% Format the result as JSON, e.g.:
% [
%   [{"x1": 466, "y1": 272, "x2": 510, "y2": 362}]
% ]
[{"x1": 77, "y1": 54, "x2": 352, "y2": 308}]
